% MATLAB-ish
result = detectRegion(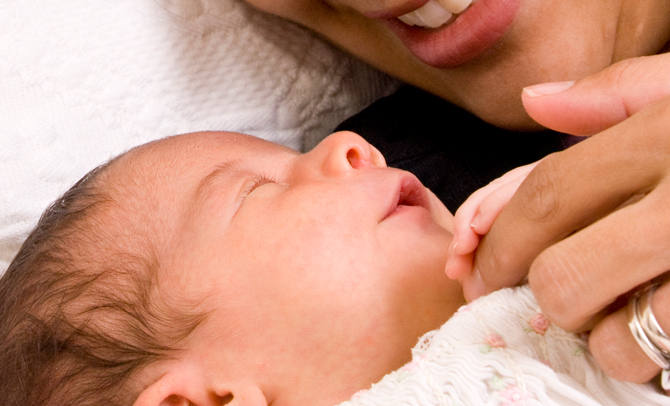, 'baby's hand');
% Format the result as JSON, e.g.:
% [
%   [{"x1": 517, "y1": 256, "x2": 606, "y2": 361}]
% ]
[{"x1": 445, "y1": 161, "x2": 540, "y2": 294}]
